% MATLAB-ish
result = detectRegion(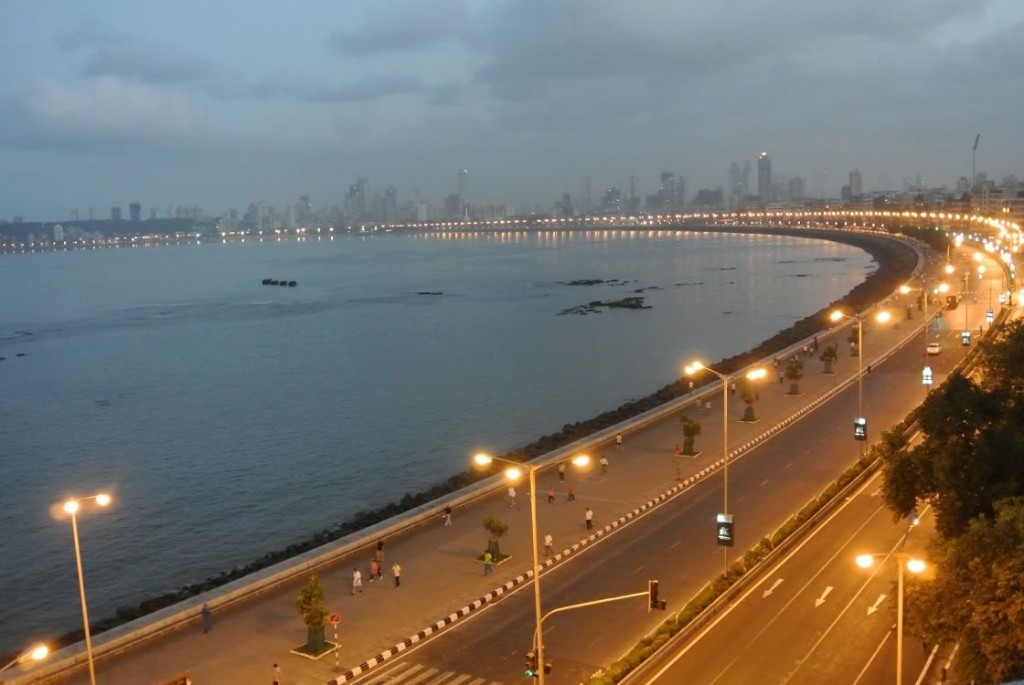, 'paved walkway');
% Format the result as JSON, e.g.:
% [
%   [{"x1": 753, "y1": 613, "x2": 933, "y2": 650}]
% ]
[{"x1": 14, "y1": 260, "x2": 980, "y2": 685}]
